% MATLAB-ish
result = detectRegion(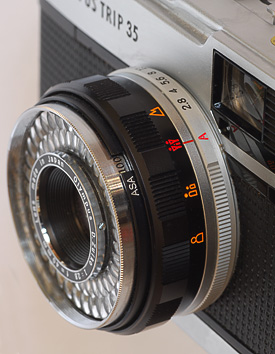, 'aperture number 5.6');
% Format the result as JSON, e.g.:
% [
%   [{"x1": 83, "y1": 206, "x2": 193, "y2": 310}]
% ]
[{"x1": 155, "y1": 76, "x2": 170, "y2": 85}]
